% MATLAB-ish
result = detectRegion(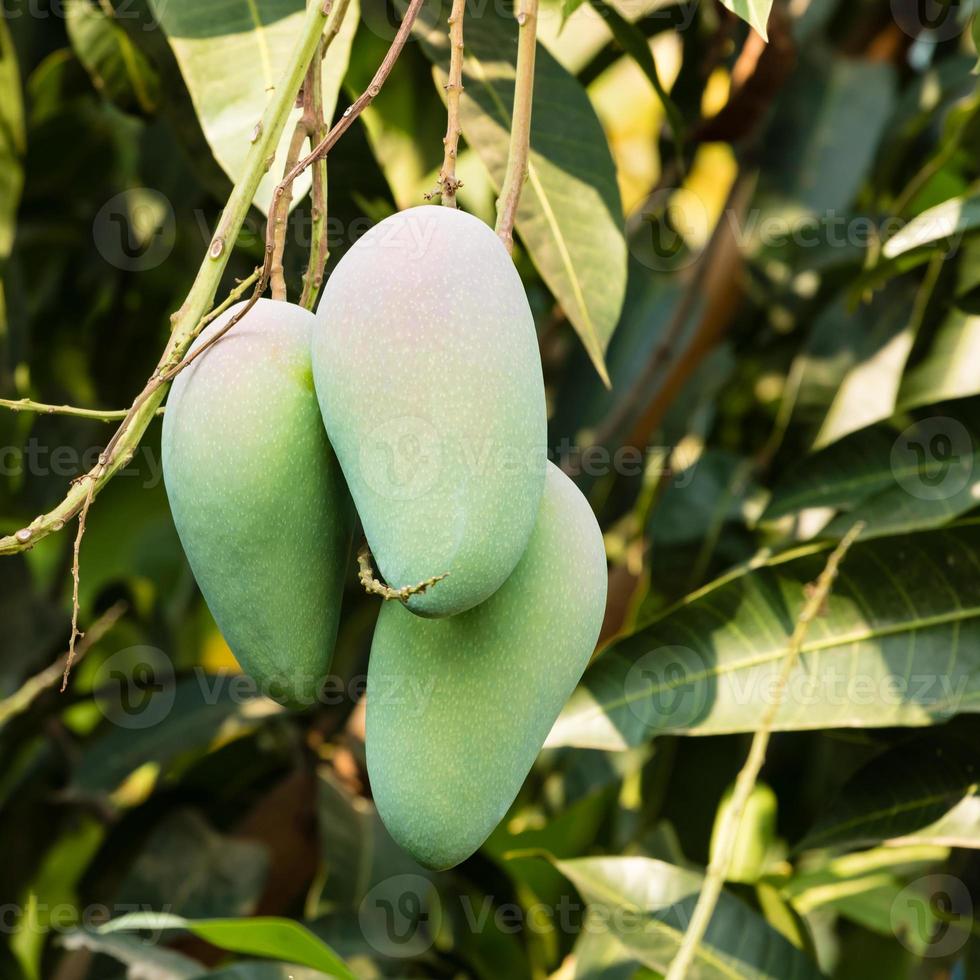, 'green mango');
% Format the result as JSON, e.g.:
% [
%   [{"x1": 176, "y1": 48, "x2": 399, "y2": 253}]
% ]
[
  {"x1": 312, "y1": 205, "x2": 547, "y2": 618},
  {"x1": 162, "y1": 299, "x2": 354, "y2": 708},
  {"x1": 366, "y1": 463, "x2": 608, "y2": 869},
  {"x1": 710, "y1": 782, "x2": 778, "y2": 884}
]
